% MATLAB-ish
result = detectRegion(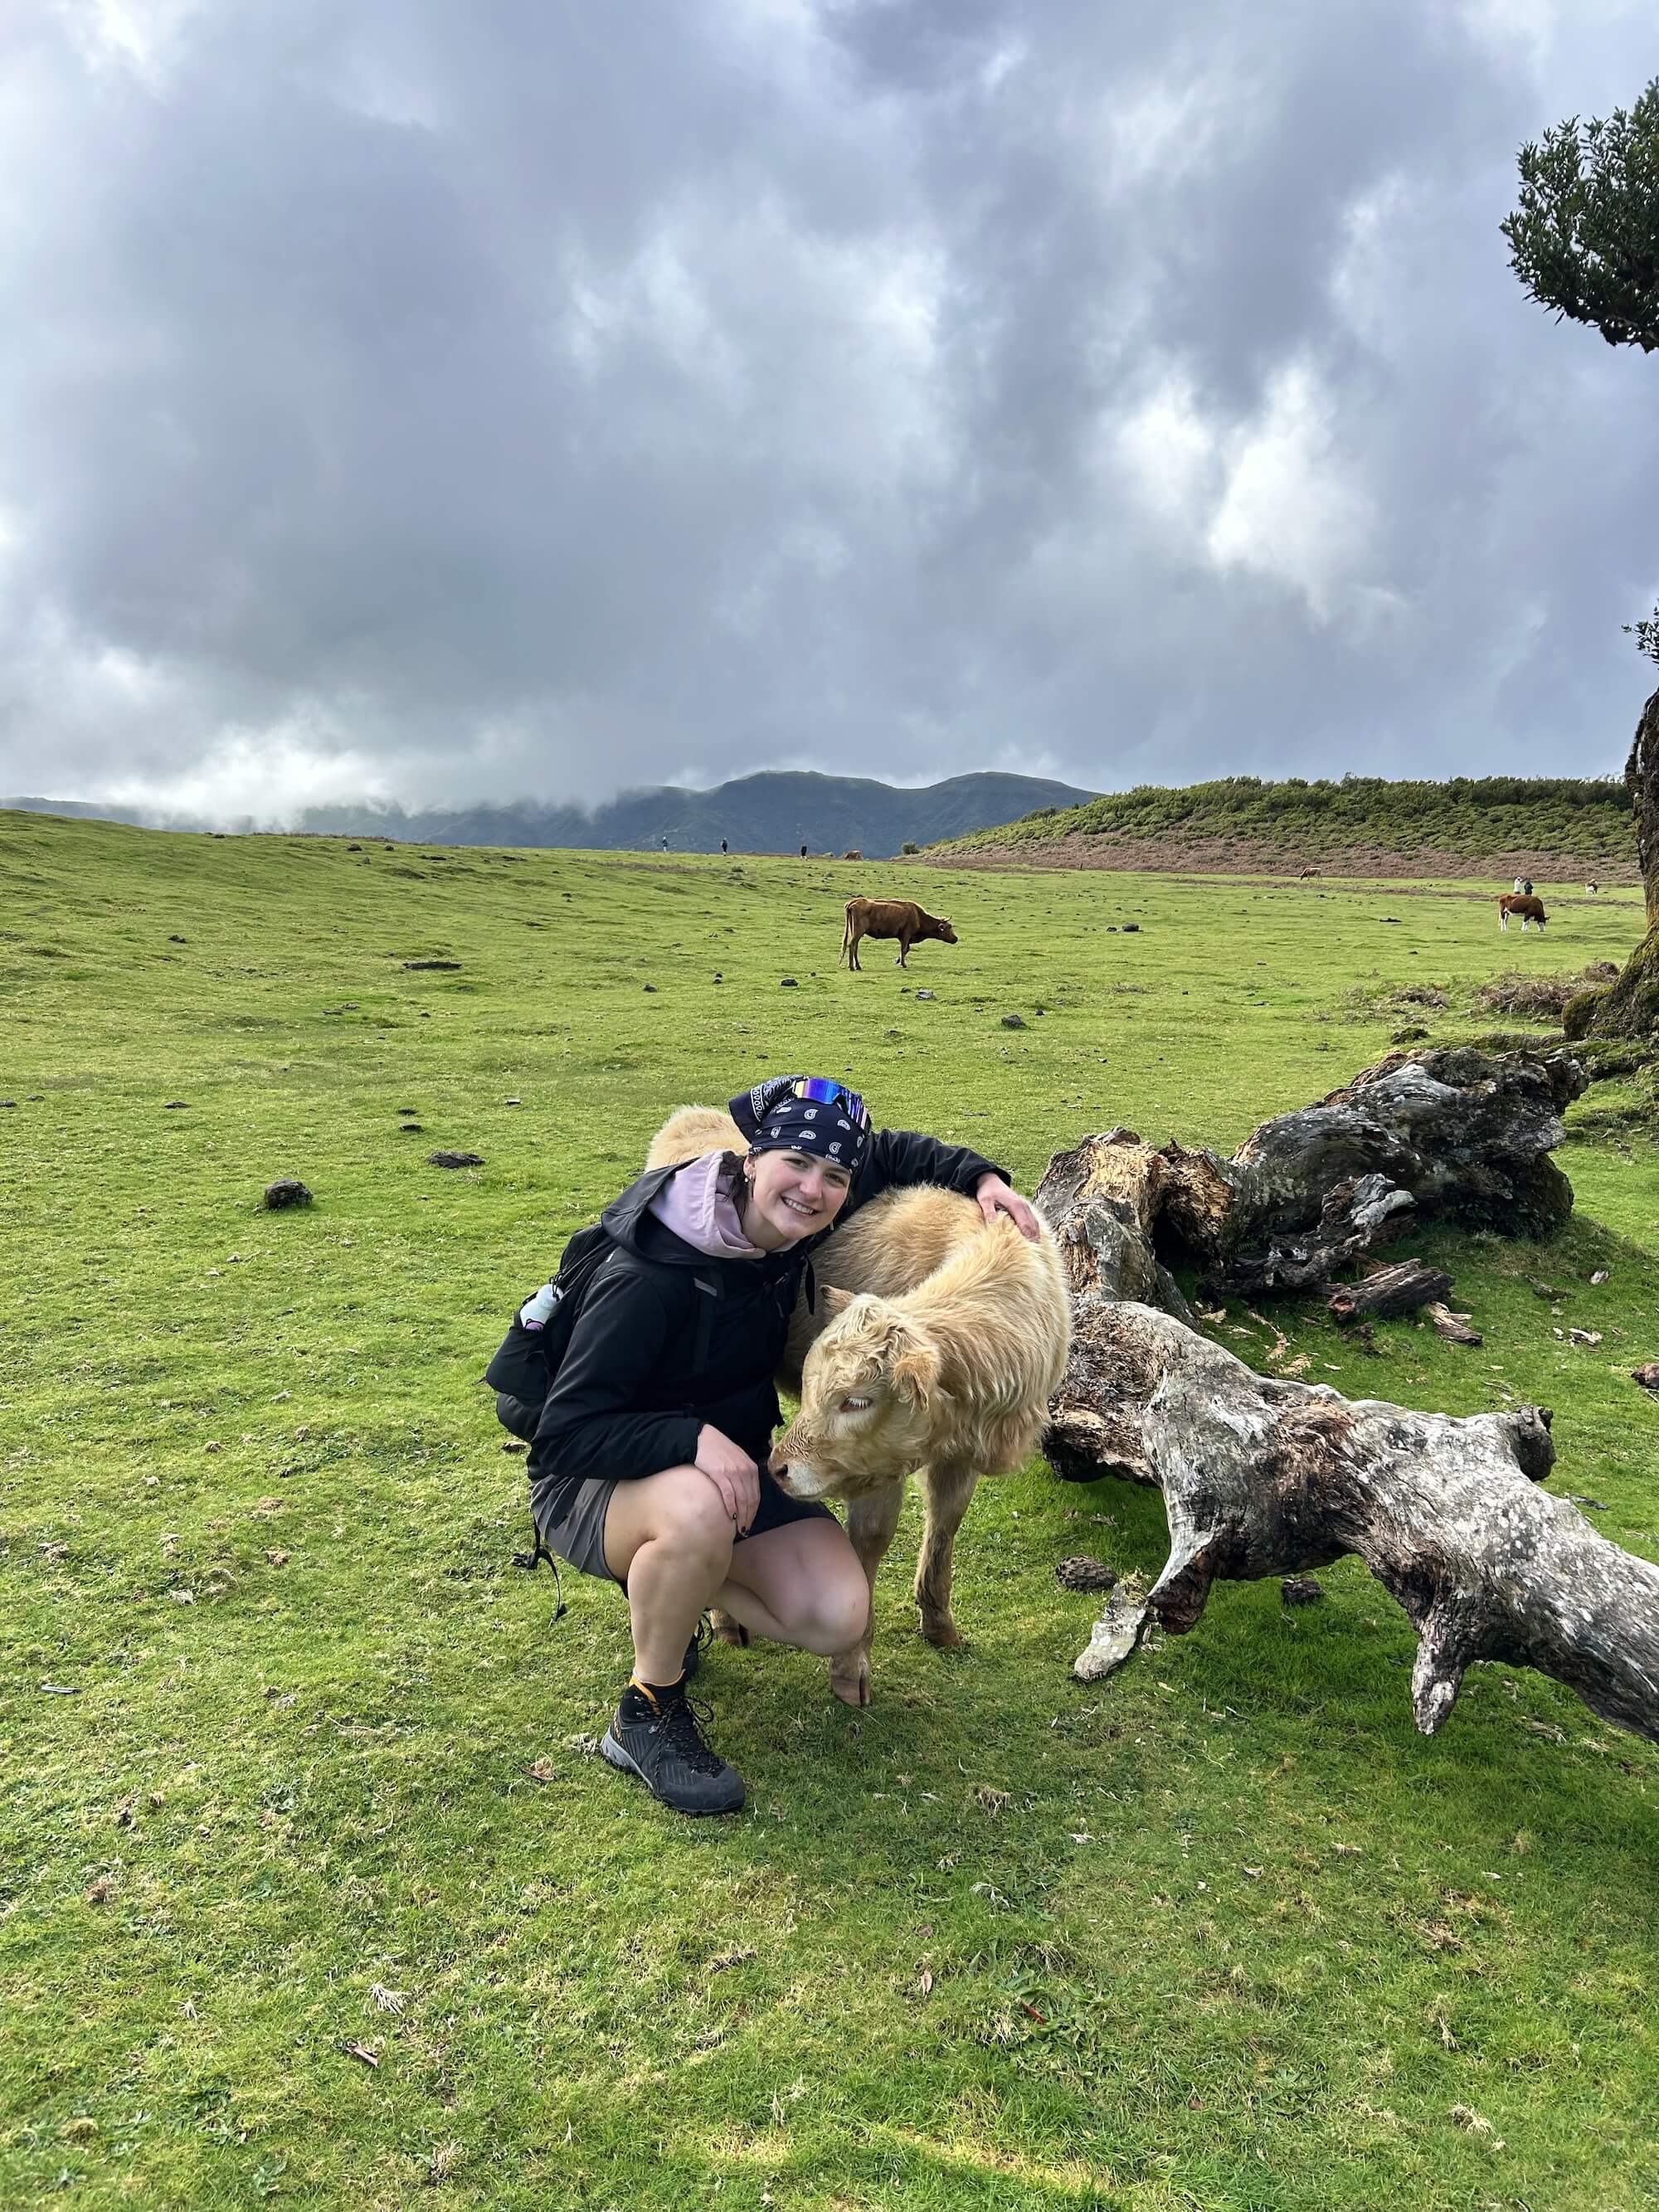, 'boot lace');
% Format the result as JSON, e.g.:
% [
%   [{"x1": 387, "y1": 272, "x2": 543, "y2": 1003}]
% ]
[{"x1": 652, "y1": 1689, "x2": 727, "y2": 1777}]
